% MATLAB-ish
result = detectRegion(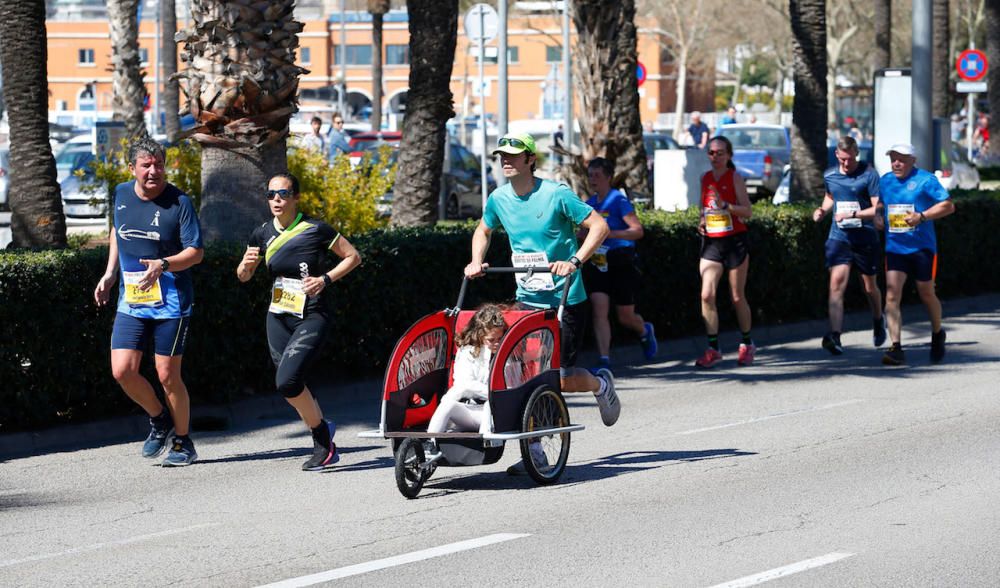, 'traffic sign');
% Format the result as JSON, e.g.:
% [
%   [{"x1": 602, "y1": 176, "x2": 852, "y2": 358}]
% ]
[
  {"x1": 957, "y1": 81, "x2": 987, "y2": 93},
  {"x1": 464, "y1": 4, "x2": 498, "y2": 44},
  {"x1": 956, "y1": 49, "x2": 988, "y2": 82},
  {"x1": 636, "y1": 61, "x2": 647, "y2": 87}
]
